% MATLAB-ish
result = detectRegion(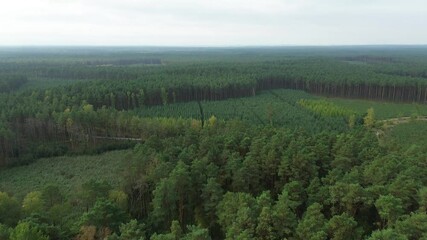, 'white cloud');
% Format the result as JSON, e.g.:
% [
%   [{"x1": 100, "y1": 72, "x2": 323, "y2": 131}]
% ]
[{"x1": 0, "y1": 0, "x2": 426, "y2": 45}]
